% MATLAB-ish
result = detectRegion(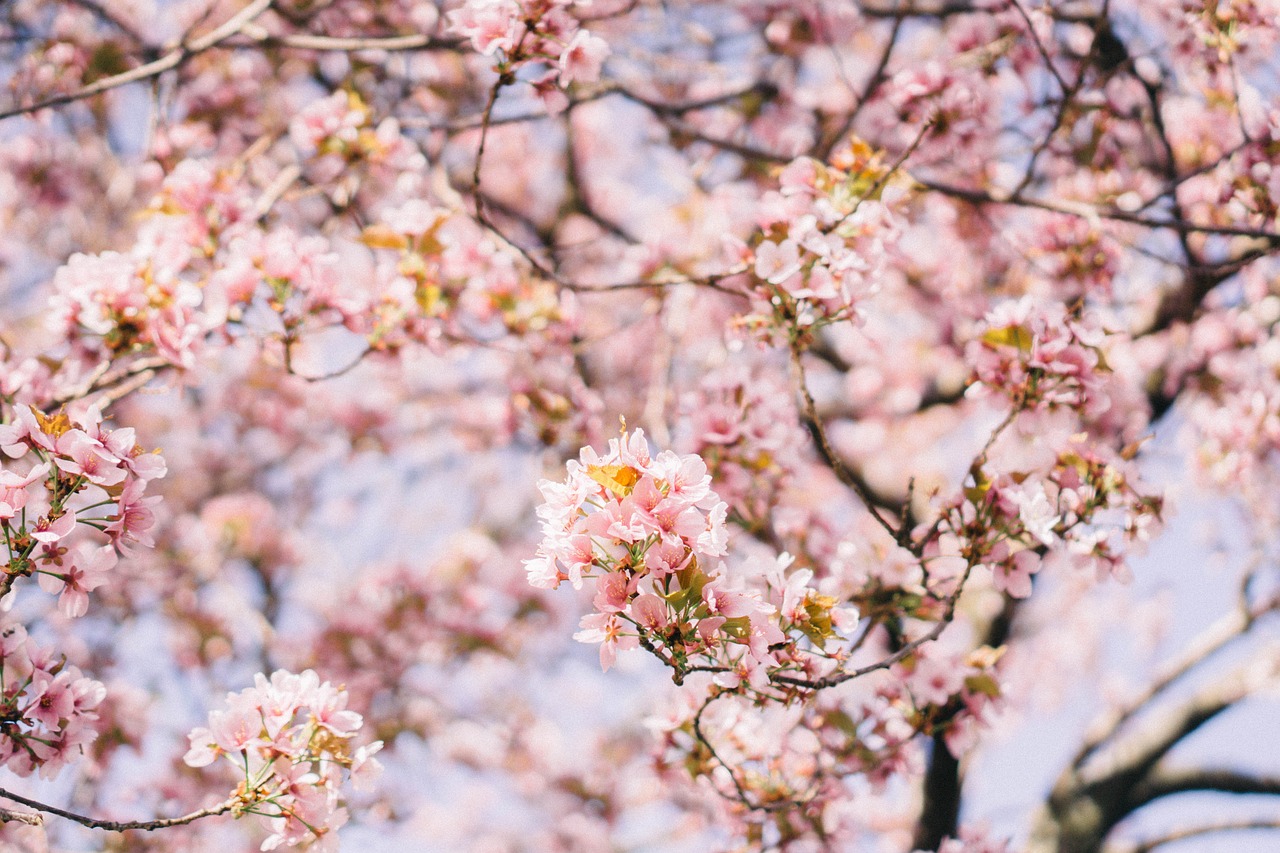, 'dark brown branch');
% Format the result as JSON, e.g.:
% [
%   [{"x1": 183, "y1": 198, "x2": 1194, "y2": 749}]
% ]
[
  {"x1": 912, "y1": 732, "x2": 962, "y2": 850},
  {"x1": 1034, "y1": 649, "x2": 1280, "y2": 852},
  {"x1": 1132, "y1": 767, "x2": 1280, "y2": 806},
  {"x1": 1008, "y1": 0, "x2": 1068, "y2": 93},
  {"x1": 816, "y1": 11, "x2": 904, "y2": 159},
  {"x1": 790, "y1": 343, "x2": 903, "y2": 540},
  {"x1": 912, "y1": 593, "x2": 1020, "y2": 850},
  {"x1": 918, "y1": 179, "x2": 1280, "y2": 244},
  {"x1": 1118, "y1": 818, "x2": 1280, "y2": 853},
  {"x1": 0, "y1": 788, "x2": 237, "y2": 833},
  {"x1": 856, "y1": 0, "x2": 989, "y2": 18}
]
